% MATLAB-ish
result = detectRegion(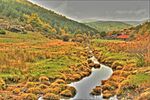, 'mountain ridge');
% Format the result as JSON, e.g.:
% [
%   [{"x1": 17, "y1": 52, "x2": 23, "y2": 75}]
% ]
[
  {"x1": 0, "y1": 0, "x2": 99, "y2": 36},
  {"x1": 85, "y1": 21, "x2": 132, "y2": 32}
]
